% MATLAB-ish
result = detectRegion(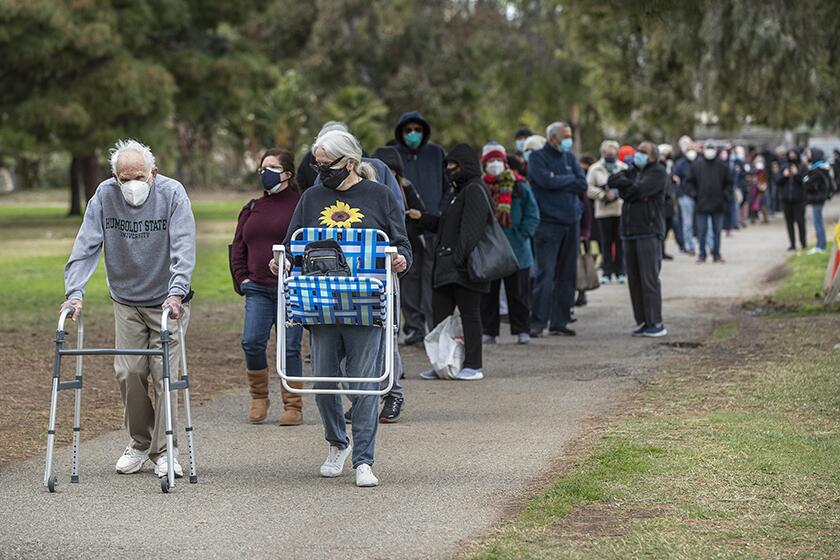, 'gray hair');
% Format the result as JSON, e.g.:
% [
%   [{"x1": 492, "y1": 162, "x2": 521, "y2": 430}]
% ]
[
  {"x1": 639, "y1": 141, "x2": 659, "y2": 161},
  {"x1": 313, "y1": 130, "x2": 376, "y2": 181},
  {"x1": 599, "y1": 140, "x2": 620, "y2": 155},
  {"x1": 523, "y1": 135, "x2": 546, "y2": 152},
  {"x1": 109, "y1": 139, "x2": 155, "y2": 173},
  {"x1": 317, "y1": 121, "x2": 349, "y2": 139},
  {"x1": 546, "y1": 121, "x2": 570, "y2": 139}
]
